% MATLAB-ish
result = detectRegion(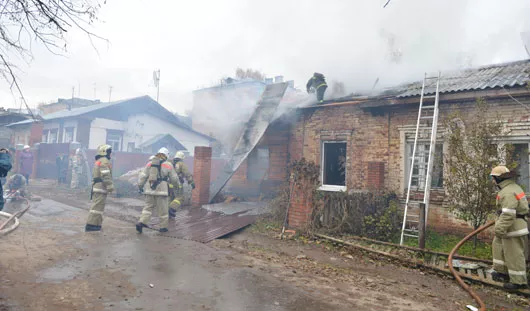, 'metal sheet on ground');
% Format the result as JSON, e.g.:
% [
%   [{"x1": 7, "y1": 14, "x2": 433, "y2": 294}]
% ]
[
  {"x1": 208, "y1": 82, "x2": 288, "y2": 202},
  {"x1": 150, "y1": 207, "x2": 256, "y2": 243}
]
